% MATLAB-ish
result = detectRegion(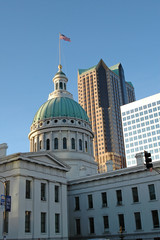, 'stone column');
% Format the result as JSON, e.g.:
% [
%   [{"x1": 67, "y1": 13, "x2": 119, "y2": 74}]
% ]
[
  {"x1": 82, "y1": 133, "x2": 85, "y2": 152},
  {"x1": 68, "y1": 130, "x2": 71, "y2": 150},
  {"x1": 76, "y1": 132, "x2": 78, "y2": 151},
  {"x1": 50, "y1": 132, "x2": 53, "y2": 151},
  {"x1": 42, "y1": 133, "x2": 45, "y2": 150},
  {"x1": 36, "y1": 135, "x2": 39, "y2": 151}
]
